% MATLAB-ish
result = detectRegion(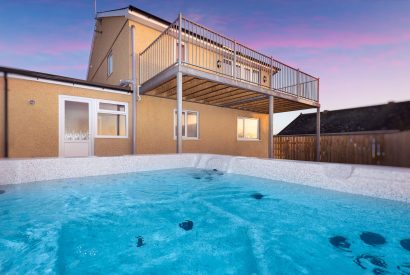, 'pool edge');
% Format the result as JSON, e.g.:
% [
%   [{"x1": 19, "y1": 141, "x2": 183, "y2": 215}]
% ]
[{"x1": 1, "y1": 154, "x2": 409, "y2": 203}]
